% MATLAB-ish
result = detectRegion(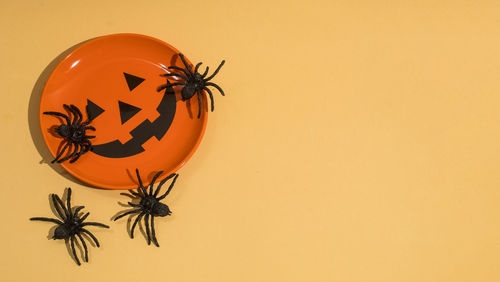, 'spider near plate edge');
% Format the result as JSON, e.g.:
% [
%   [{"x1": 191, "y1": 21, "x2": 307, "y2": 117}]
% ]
[
  {"x1": 43, "y1": 104, "x2": 95, "y2": 163},
  {"x1": 30, "y1": 188, "x2": 109, "y2": 266},
  {"x1": 157, "y1": 53, "x2": 226, "y2": 118},
  {"x1": 114, "y1": 169, "x2": 179, "y2": 247}
]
